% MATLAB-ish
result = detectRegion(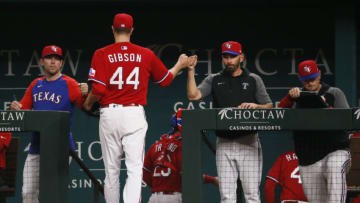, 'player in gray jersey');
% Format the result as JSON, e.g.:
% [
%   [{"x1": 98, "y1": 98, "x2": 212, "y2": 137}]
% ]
[{"x1": 186, "y1": 41, "x2": 273, "y2": 203}]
